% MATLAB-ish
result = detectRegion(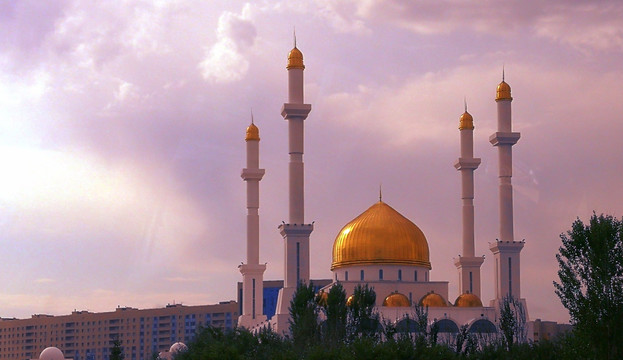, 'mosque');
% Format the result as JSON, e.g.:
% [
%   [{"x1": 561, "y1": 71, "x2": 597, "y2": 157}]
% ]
[{"x1": 237, "y1": 43, "x2": 528, "y2": 337}]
